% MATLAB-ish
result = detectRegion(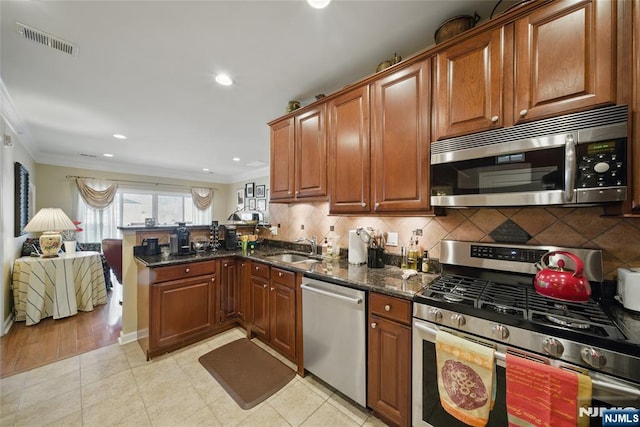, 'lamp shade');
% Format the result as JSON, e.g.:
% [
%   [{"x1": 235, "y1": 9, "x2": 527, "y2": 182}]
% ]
[
  {"x1": 24, "y1": 208, "x2": 76, "y2": 258},
  {"x1": 24, "y1": 208, "x2": 76, "y2": 232}
]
